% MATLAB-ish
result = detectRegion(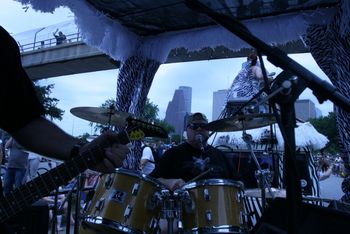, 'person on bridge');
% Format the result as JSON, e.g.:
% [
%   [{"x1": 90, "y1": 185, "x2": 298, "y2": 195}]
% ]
[
  {"x1": 0, "y1": 25, "x2": 129, "y2": 232},
  {"x1": 53, "y1": 28, "x2": 66, "y2": 45}
]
